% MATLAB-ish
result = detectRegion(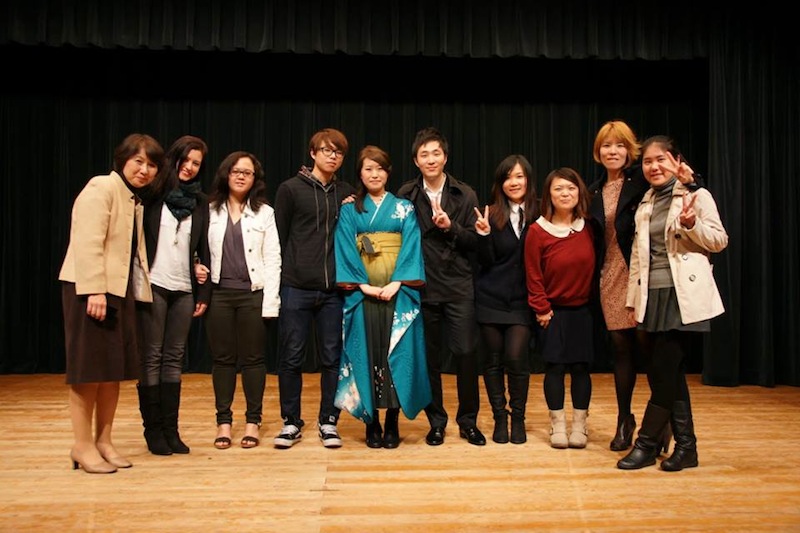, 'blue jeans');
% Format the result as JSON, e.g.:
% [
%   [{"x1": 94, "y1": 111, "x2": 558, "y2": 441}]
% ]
[{"x1": 277, "y1": 286, "x2": 343, "y2": 427}]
